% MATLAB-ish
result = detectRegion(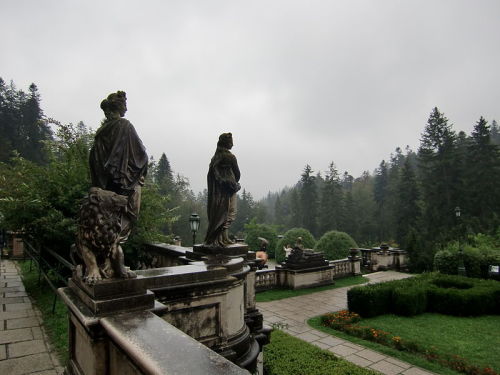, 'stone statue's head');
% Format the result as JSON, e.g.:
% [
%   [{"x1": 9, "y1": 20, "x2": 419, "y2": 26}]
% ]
[
  {"x1": 101, "y1": 91, "x2": 127, "y2": 118},
  {"x1": 217, "y1": 133, "x2": 233, "y2": 149}
]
